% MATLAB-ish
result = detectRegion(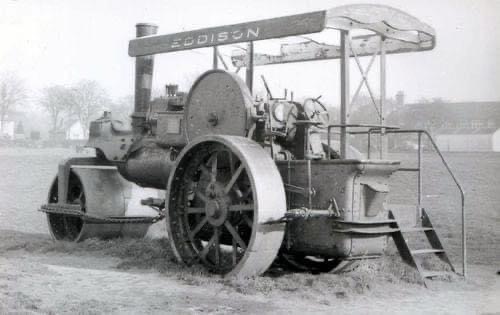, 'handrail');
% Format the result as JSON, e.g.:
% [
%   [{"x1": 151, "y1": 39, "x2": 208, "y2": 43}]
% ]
[
  {"x1": 326, "y1": 124, "x2": 399, "y2": 160},
  {"x1": 360, "y1": 128, "x2": 466, "y2": 277},
  {"x1": 326, "y1": 123, "x2": 400, "y2": 129}
]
